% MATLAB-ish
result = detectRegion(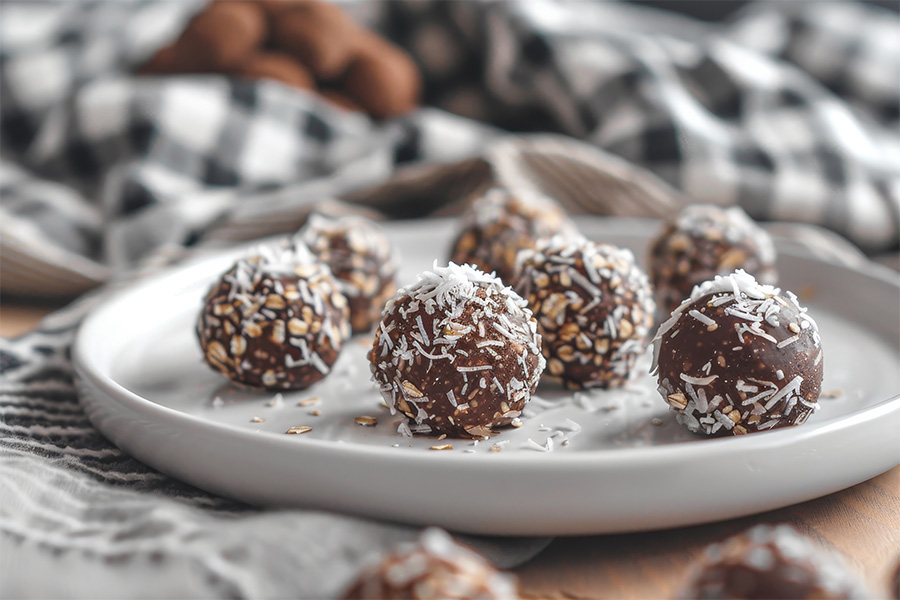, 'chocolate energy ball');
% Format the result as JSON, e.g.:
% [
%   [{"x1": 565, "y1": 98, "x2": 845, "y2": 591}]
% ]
[
  {"x1": 342, "y1": 528, "x2": 520, "y2": 600},
  {"x1": 681, "y1": 524, "x2": 869, "y2": 599},
  {"x1": 297, "y1": 213, "x2": 398, "y2": 333},
  {"x1": 196, "y1": 241, "x2": 350, "y2": 389},
  {"x1": 344, "y1": 30, "x2": 422, "y2": 119},
  {"x1": 649, "y1": 204, "x2": 777, "y2": 314},
  {"x1": 234, "y1": 51, "x2": 315, "y2": 91},
  {"x1": 449, "y1": 187, "x2": 579, "y2": 285},
  {"x1": 653, "y1": 269, "x2": 823, "y2": 436},
  {"x1": 369, "y1": 262, "x2": 544, "y2": 439},
  {"x1": 514, "y1": 237, "x2": 655, "y2": 389},
  {"x1": 175, "y1": 1, "x2": 268, "y2": 72}
]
